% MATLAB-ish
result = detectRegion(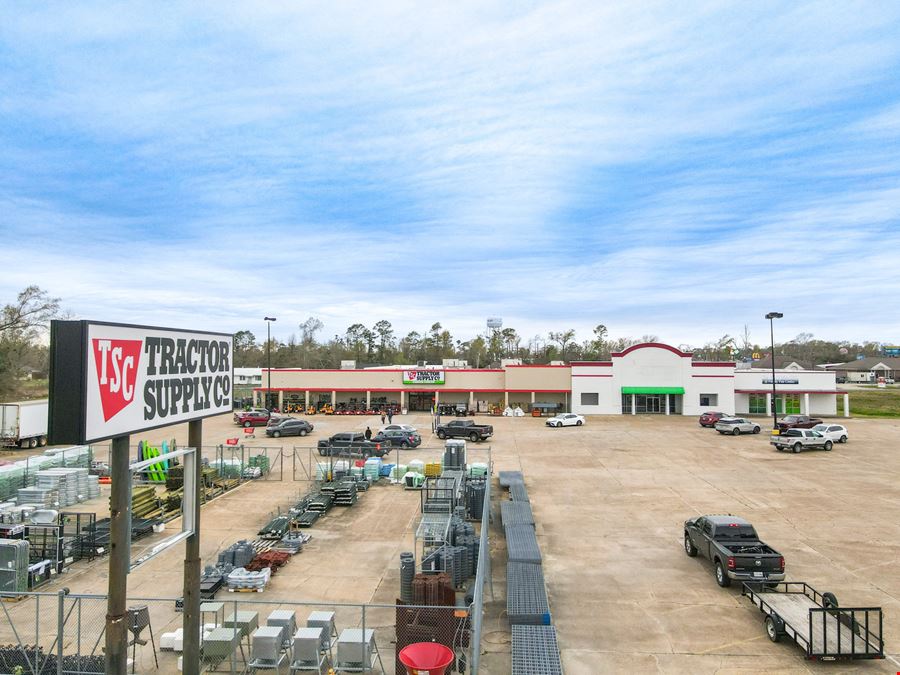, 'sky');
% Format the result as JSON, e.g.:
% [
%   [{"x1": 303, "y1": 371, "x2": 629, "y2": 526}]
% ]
[{"x1": 2, "y1": 1, "x2": 900, "y2": 349}]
